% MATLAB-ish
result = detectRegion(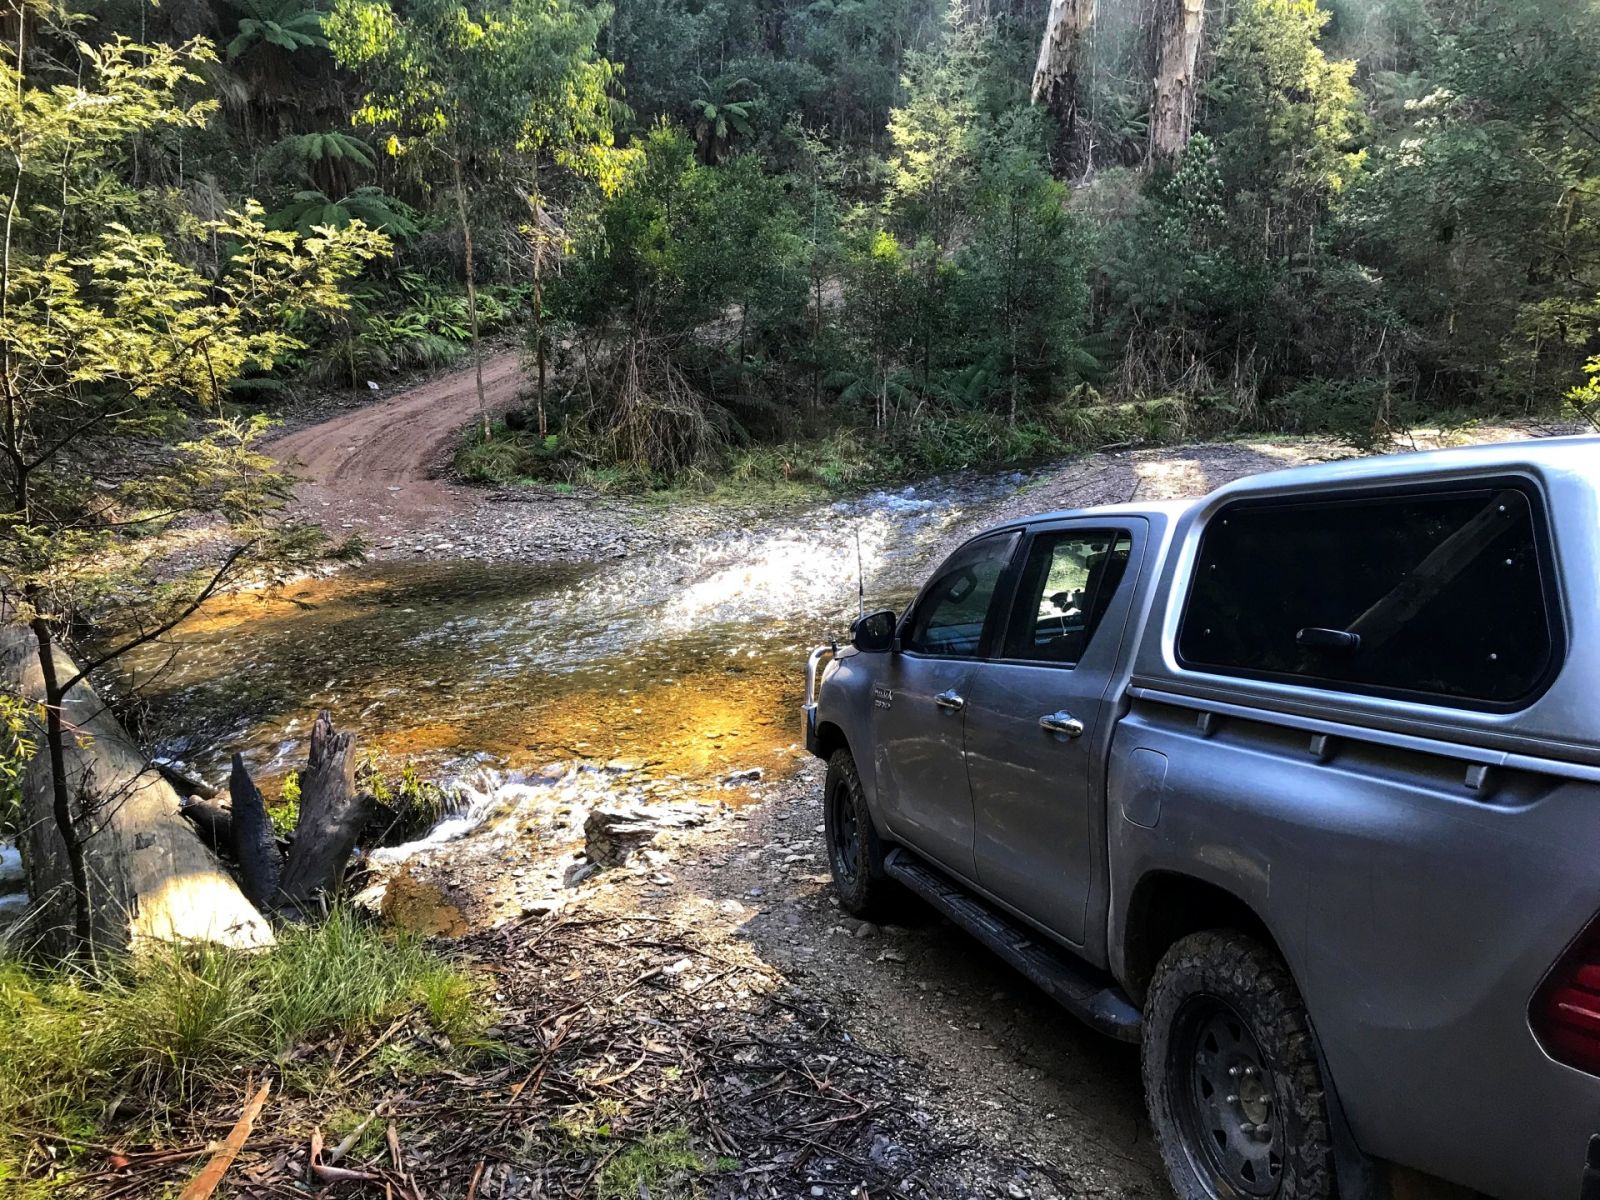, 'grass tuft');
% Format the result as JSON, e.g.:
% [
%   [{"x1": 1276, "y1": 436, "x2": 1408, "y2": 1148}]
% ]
[
  {"x1": 0, "y1": 908, "x2": 475, "y2": 1181},
  {"x1": 597, "y1": 1128, "x2": 707, "y2": 1200}
]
